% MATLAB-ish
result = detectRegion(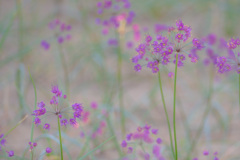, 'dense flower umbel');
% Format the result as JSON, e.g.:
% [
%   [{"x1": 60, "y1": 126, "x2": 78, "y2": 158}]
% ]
[
  {"x1": 216, "y1": 37, "x2": 240, "y2": 74},
  {"x1": 96, "y1": 0, "x2": 136, "y2": 47},
  {"x1": 131, "y1": 19, "x2": 204, "y2": 73},
  {"x1": 32, "y1": 85, "x2": 84, "y2": 129},
  {"x1": 121, "y1": 124, "x2": 165, "y2": 160},
  {"x1": 41, "y1": 19, "x2": 72, "y2": 50}
]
